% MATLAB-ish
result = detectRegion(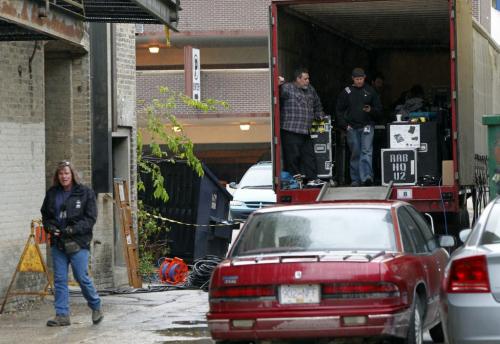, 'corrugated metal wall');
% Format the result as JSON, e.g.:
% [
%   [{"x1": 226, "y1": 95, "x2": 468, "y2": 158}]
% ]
[{"x1": 472, "y1": 20, "x2": 500, "y2": 157}]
